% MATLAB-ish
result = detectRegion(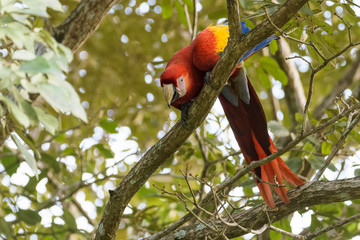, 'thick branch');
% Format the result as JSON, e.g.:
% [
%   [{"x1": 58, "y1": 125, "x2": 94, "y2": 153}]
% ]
[
  {"x1": 54, "y1": 0, "x2": 120, "y2": 52},
  {"x1": 274, "y1": 38, "x2": 306, "y2": 126},
  {"x1": 161, "y1": 177, "x2": 360, "y2": 240},
  {"x1": 94, "y1": 0, "x2": 309, "y2": 239}
]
